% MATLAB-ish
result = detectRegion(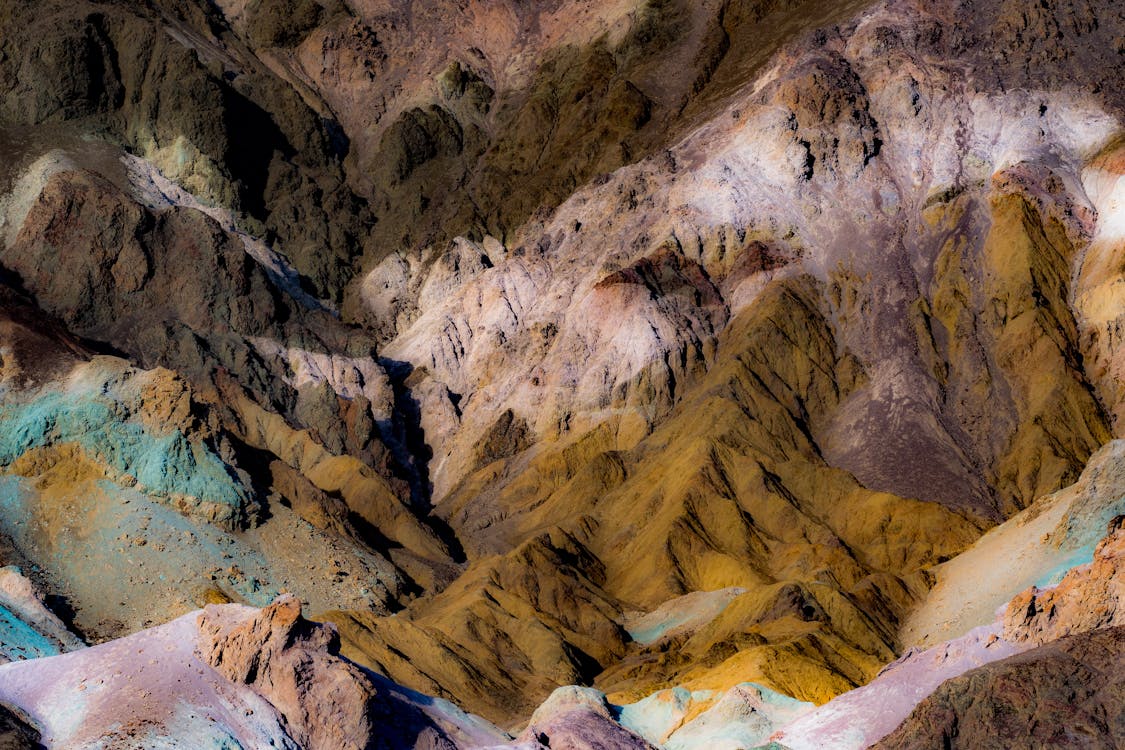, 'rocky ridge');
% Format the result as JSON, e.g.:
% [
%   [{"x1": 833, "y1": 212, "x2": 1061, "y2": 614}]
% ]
[
  {"x1": 0, "y1": 593, "x2": 507, "y2": 749},
  {"x1": 872, "y1": 626, "x2": 1125, "y2": 750},
  {"x1": 2, "y1": 496, "x2": 1121, "y2": 750},
  {"x1": 868, "y1": 516, "x2": 1125, "y2": 749},
  {"x1": 0, "y1": 0, "x2": 1123, "y2": 745}
]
